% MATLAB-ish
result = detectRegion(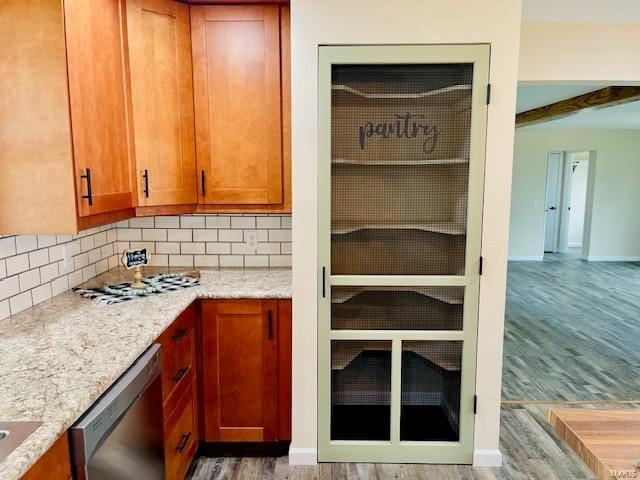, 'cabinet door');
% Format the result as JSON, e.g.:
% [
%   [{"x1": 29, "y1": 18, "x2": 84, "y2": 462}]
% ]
[
  {"x1": 64, "y1": 0, "x2": 134, "y2": 218},
  {"x1": 127, "y1": 0, "x2": 197, "y2": 207},
  {"x1": 201, "y1": 299, "x2": 278, "y2": 441},
  {"x1": 191, "y1": 6, "x2": 283, "y2": 206}
]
